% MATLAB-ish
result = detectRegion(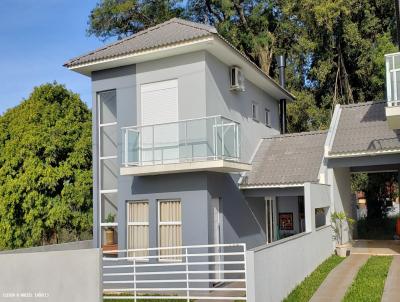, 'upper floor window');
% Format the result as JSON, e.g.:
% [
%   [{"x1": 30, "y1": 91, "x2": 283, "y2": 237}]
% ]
[
  {"x1": 252, "y1": 102, "x2": 258, "y2": 121},
  {"x1": 265, "y1": 108, "x2": 271, "y2": 127}
]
